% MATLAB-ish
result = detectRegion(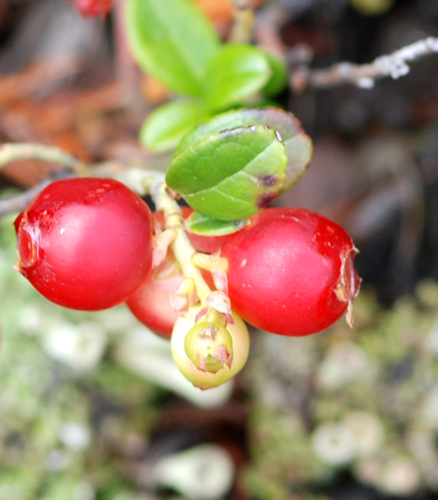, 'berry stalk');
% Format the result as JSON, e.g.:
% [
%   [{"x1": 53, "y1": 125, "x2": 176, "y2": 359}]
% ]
[{"x1": 150, "y1": 181, "x2": 213, "y2": 305}]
